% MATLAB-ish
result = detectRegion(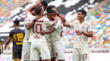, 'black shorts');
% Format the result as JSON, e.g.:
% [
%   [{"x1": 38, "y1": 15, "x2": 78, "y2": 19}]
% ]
[
  {"x1": 12, "y1": 45, "x2": 22, "y2": 59},
  {"x1": 0, "y1": 49, "x2": 1, "y2": 54}
]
